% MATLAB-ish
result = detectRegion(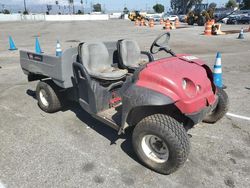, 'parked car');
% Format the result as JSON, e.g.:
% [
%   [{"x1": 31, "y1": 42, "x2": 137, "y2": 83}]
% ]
[
  {"x1": 221, "y1": 17, "x2": 229, "y2": 24},
  {"x1": 237, "y1": 16, "x2": 250, "y2": 24},
  {"x1": 163, "y1": 14, "x2": 178, "y2": 21},
  {"x1": 226, "y1": 16, "x2": 241, "y2": 24},
  {"x1": 152, "y1": 15, "x2": 161, "y2": 22},
  {"x1": 214, "y1": 13, "x2": 230, "y2": 23},
  {"x1": 178, "y1": 15, "x2": 187, "y2": 22}
]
